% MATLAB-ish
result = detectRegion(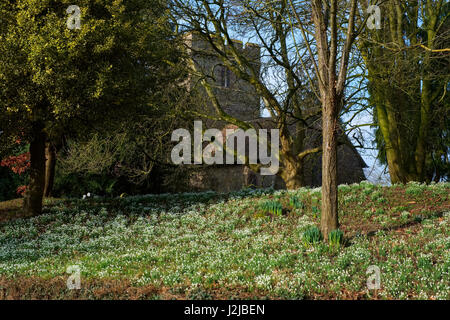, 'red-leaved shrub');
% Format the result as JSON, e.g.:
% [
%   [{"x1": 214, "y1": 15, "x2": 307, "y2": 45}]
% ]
[{"x1": 1, "y1": 152, "x2": 30, "y2": 197}]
